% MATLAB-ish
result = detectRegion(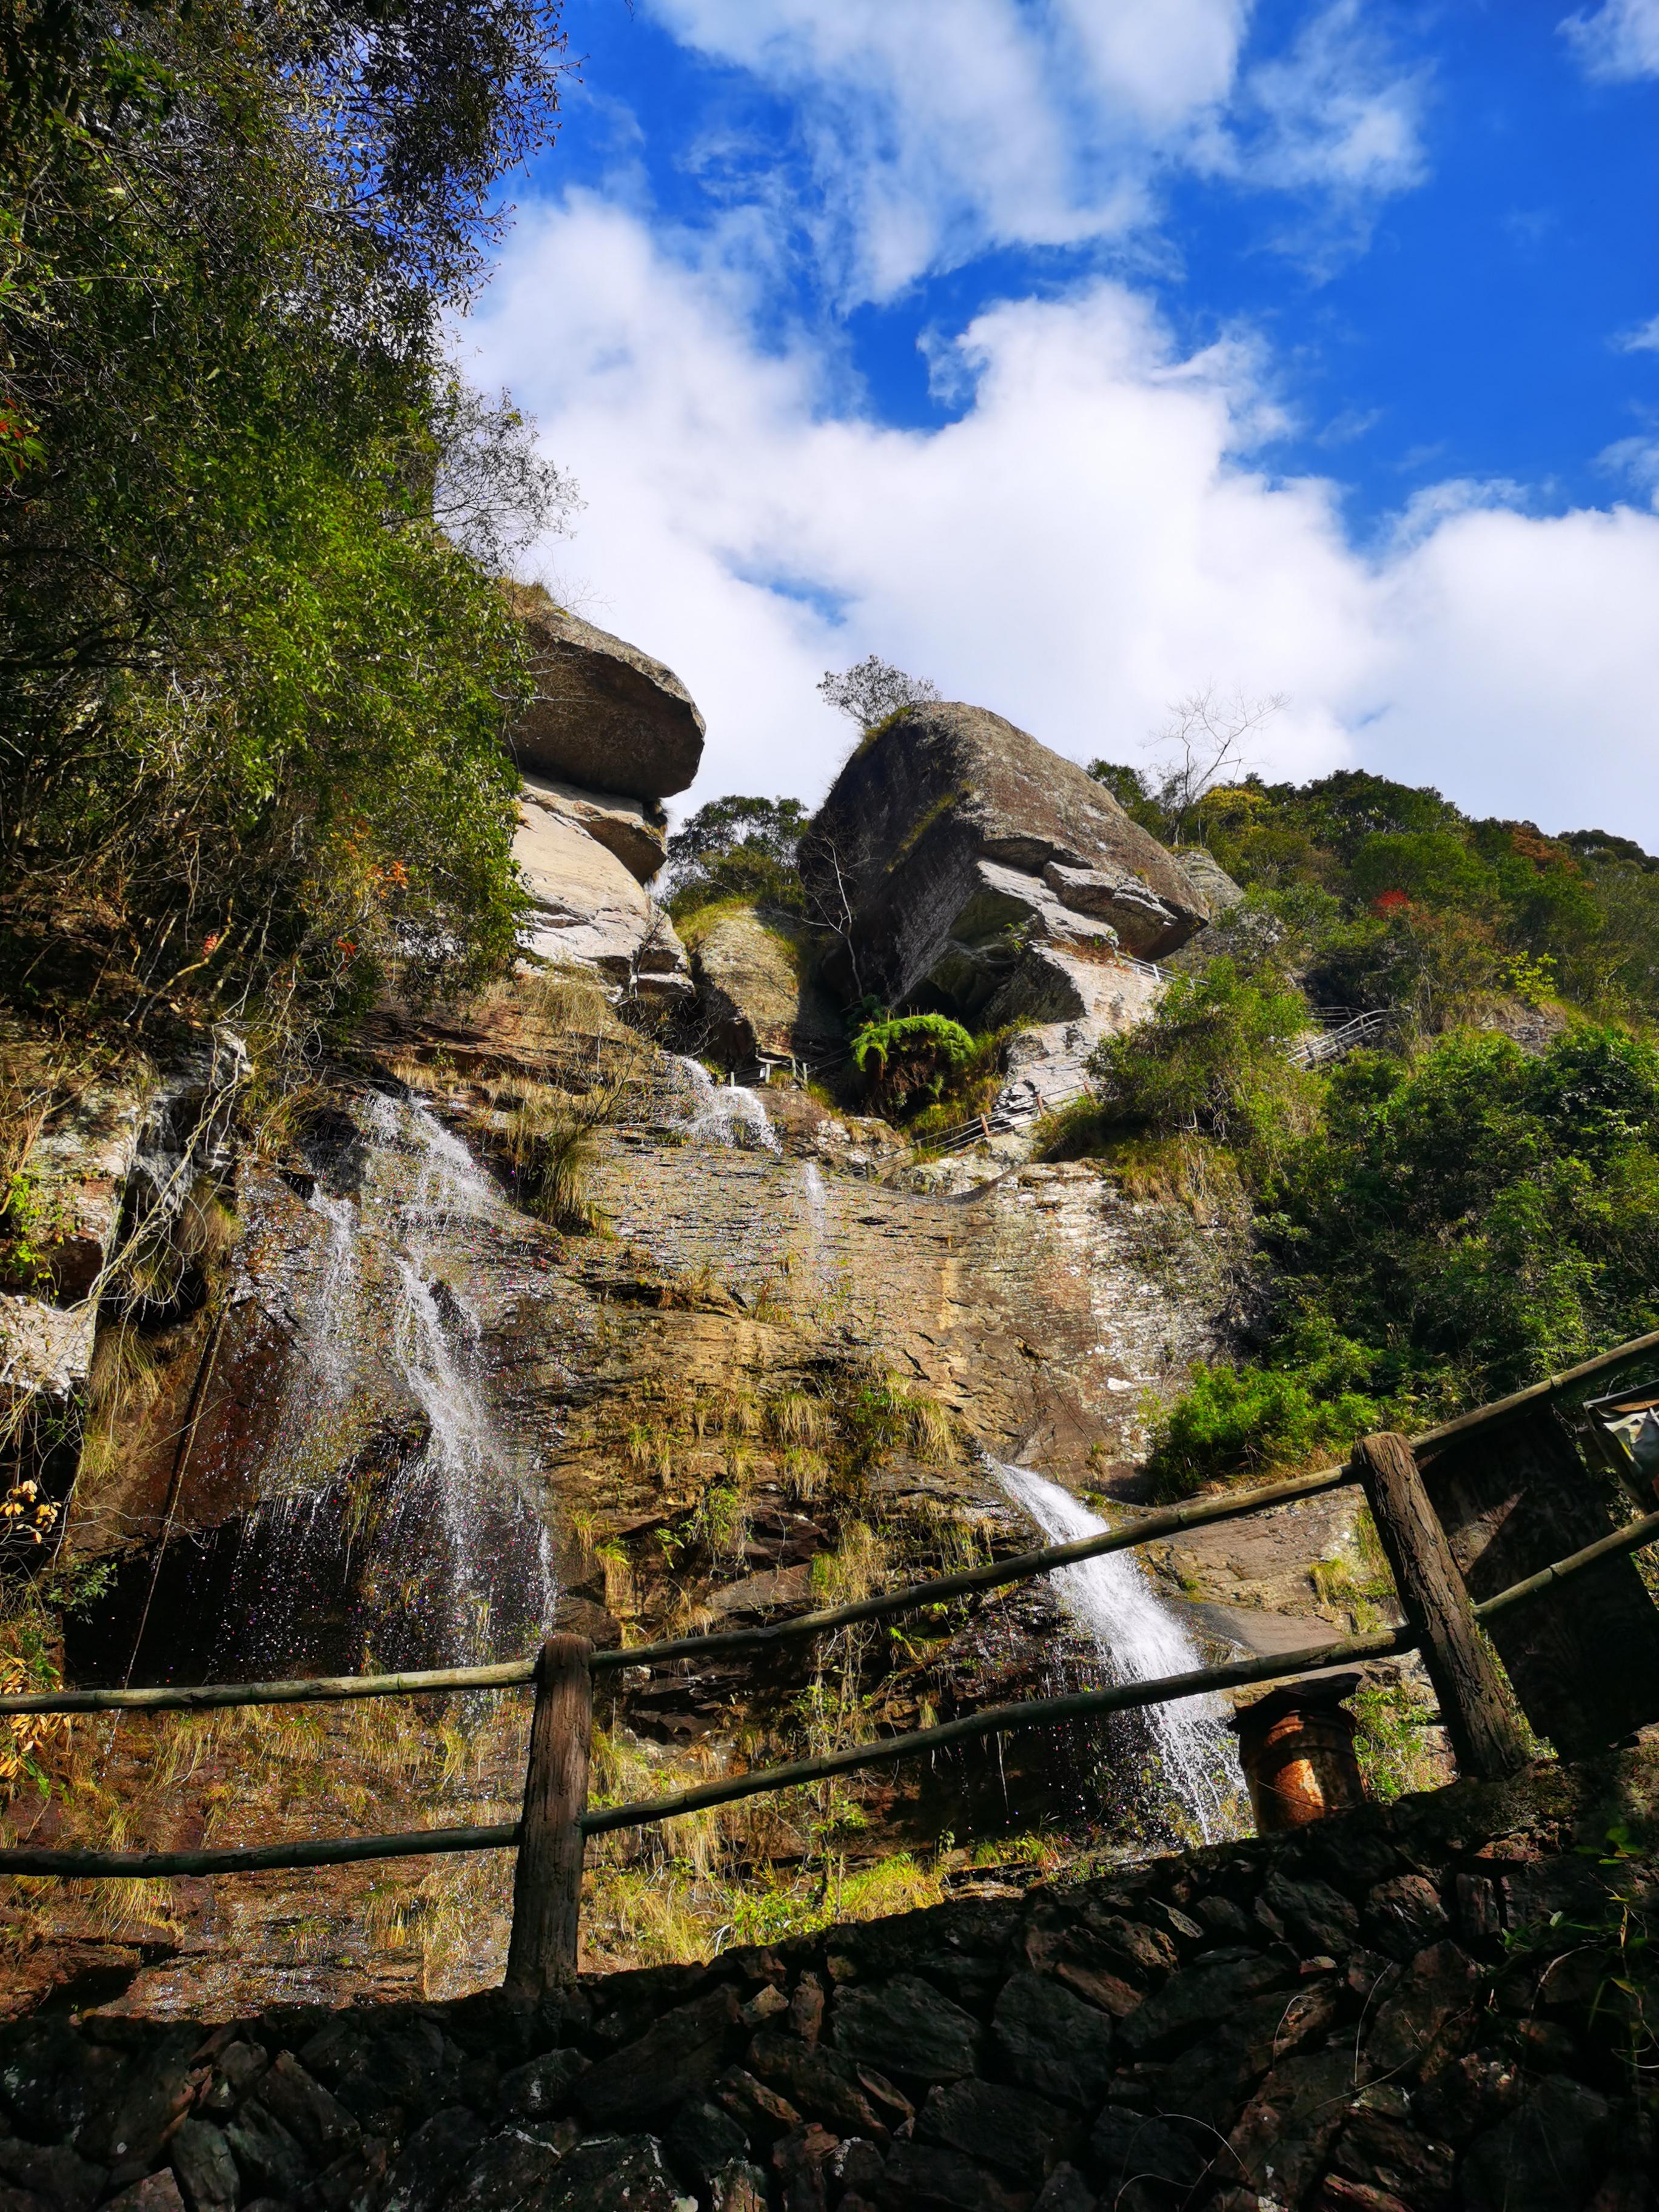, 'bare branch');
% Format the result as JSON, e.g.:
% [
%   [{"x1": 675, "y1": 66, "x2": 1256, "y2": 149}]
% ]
[
  {"x1": 817, "y1": 655, "x2": 940, "y2": 732},
  {"x1": 1143, "y1": 683, "x2": 1286, "y2": 846}
]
